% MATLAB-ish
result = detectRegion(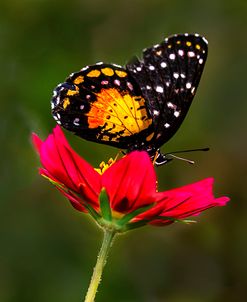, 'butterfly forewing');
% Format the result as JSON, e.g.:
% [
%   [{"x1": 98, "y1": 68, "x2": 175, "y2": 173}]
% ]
[
  {"x1": 127, "y1": 34, "x2": 208, "y2": 148},
  {"x1": 51, "y1": 64, "x2": 153, "y2": 149}
]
